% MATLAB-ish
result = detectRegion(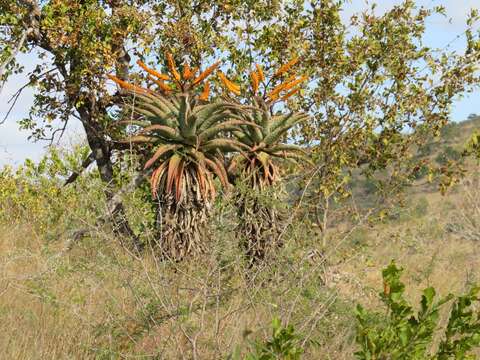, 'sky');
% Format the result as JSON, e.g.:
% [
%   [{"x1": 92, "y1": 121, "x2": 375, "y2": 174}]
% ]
[{"x1": 1, "y1": 0, "x2": 479, "y2": 166}]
